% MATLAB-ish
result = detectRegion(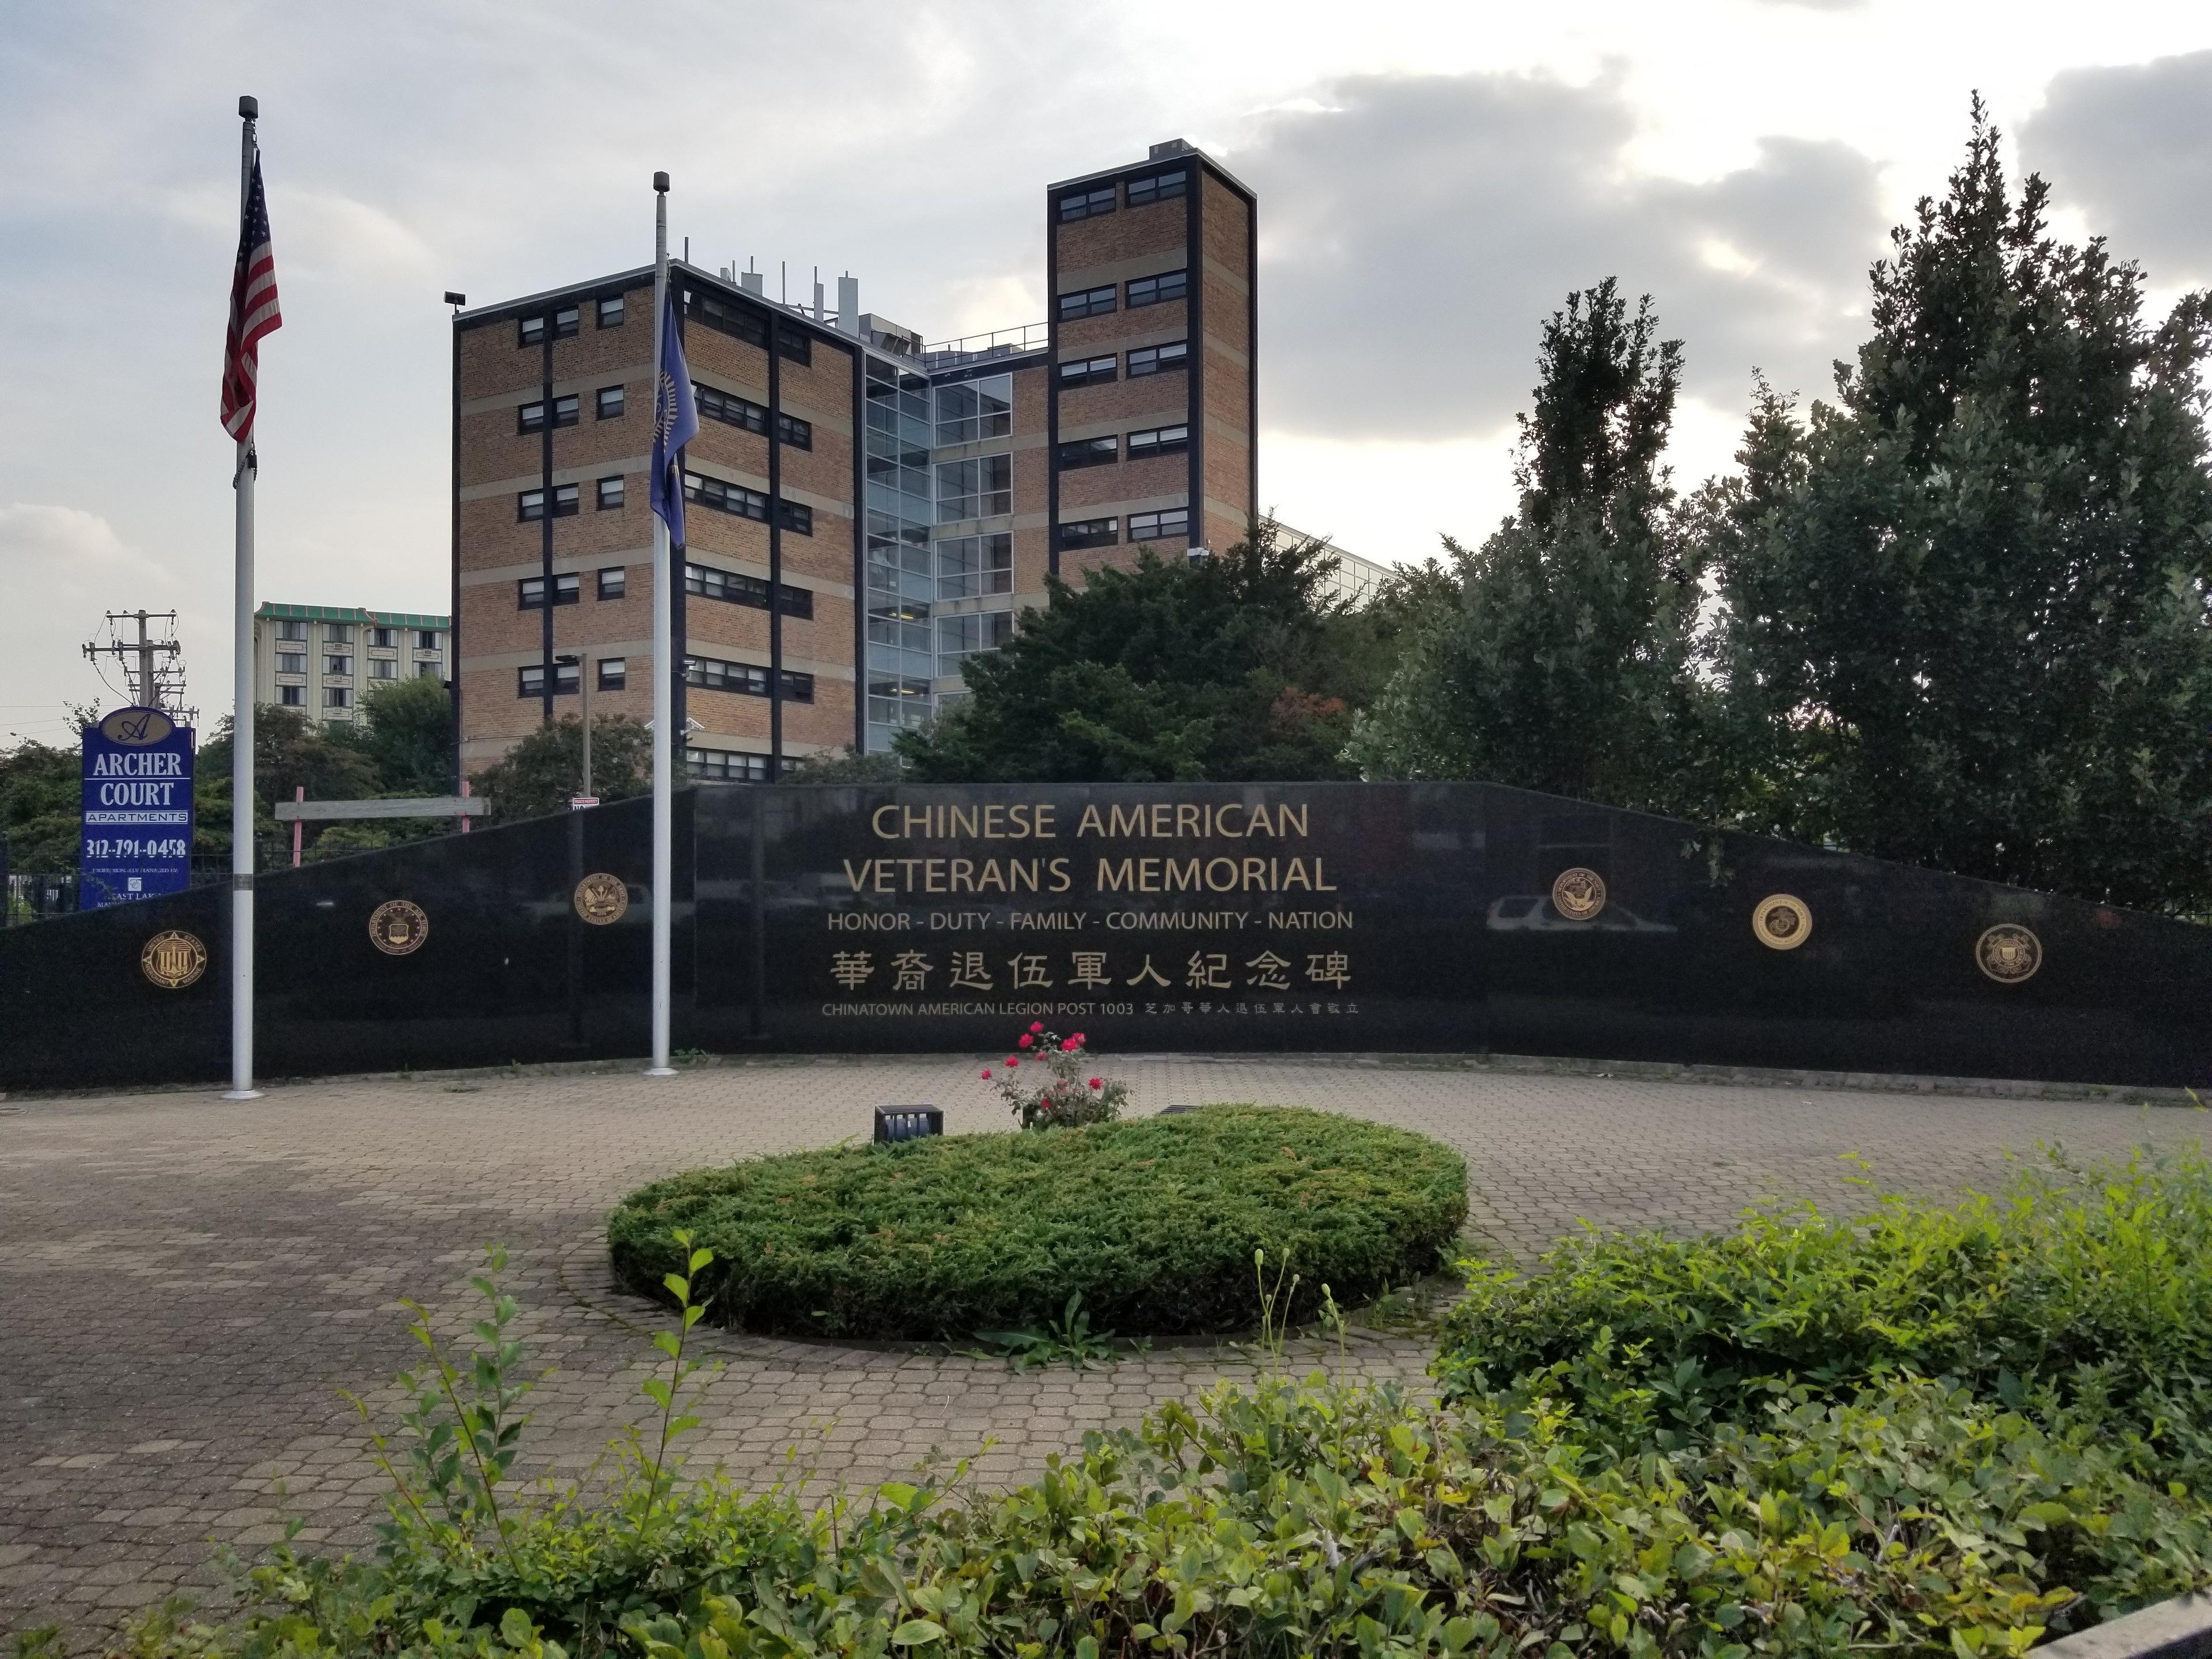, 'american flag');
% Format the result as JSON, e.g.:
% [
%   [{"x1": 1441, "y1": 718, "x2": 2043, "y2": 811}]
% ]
[{"x1": 219, "y1": 153, "x2": 281, "y2": 442}]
